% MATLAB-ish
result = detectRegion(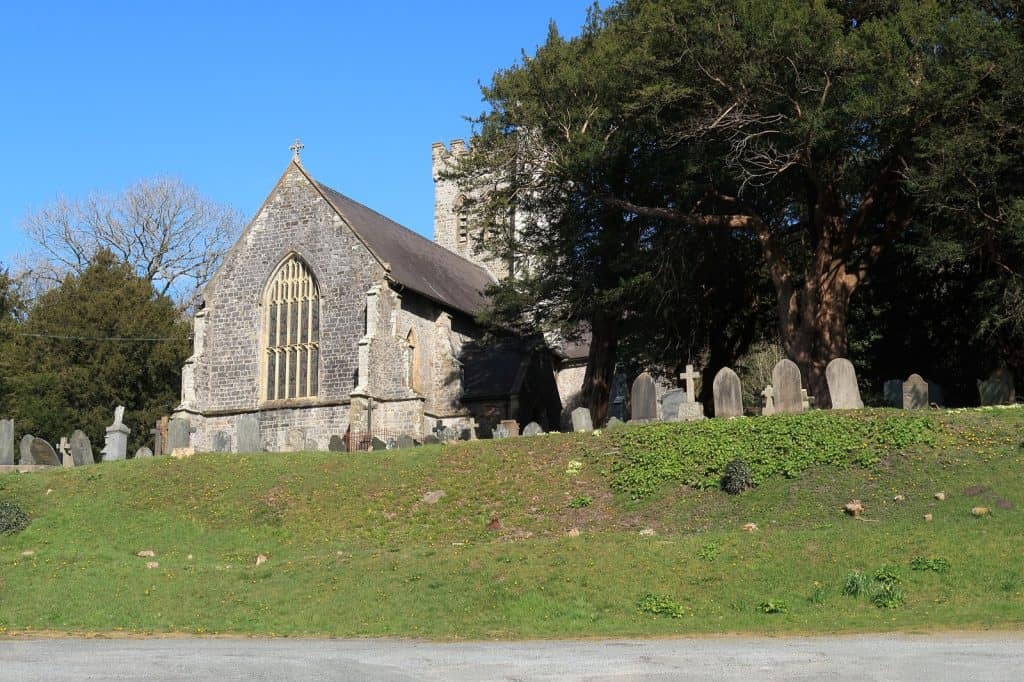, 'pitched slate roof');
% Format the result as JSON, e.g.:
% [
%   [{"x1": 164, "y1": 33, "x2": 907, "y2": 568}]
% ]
[{"x1": 314, "y1": 180, "x2": 495, "y2": 317}]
